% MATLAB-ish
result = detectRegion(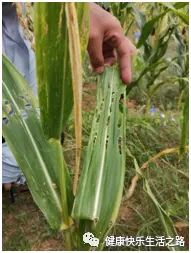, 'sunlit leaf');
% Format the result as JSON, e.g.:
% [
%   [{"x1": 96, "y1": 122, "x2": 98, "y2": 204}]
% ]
[
  {"x1": 136, "y1": 11, "x2": 168, "y2": 48},
  {"x1": 72, "y1": 66, "x2": 126, "y2": 247},
  {"x1": 2, "y1": 55, "x2": 74, "y2": 230}
]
